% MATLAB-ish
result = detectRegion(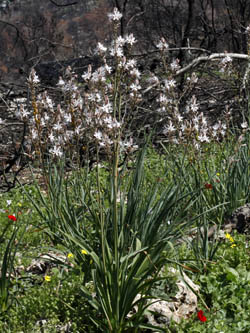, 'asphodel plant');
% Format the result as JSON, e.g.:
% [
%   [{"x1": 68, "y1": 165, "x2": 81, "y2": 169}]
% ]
[{"x1": 21, "y1": 8, "x2": 207, "y2": 332}]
